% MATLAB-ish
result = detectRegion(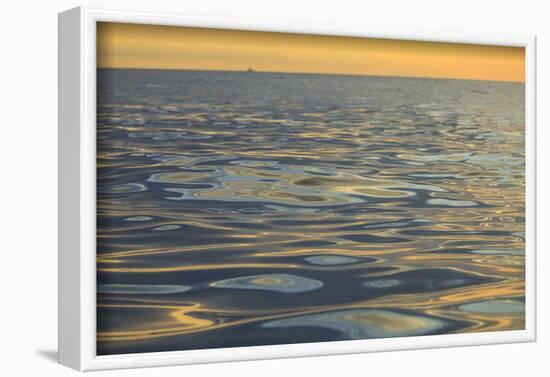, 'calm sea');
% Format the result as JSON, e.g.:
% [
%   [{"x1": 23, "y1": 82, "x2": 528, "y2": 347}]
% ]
[{"x1": 96, "y1": 69, "x2": 525, "y2": 355}]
